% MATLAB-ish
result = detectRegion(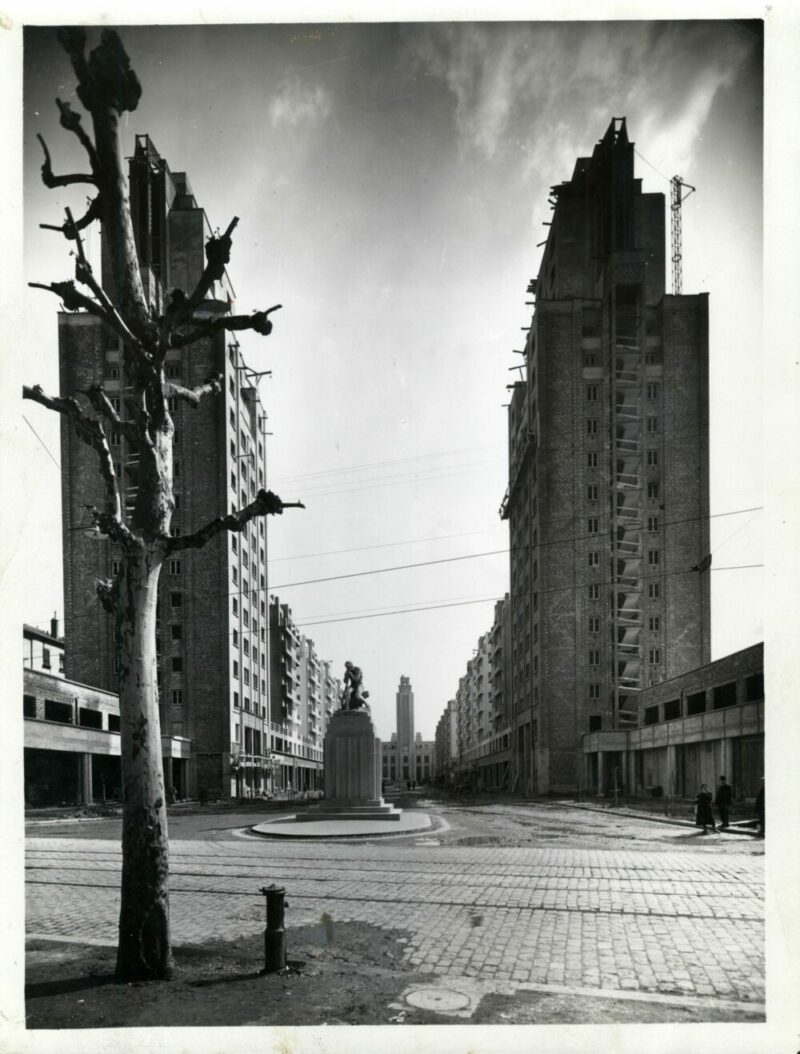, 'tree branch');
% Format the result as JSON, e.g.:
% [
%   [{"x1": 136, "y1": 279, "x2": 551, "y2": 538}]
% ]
[
  {"x1": 166, "y1": 489, "x2": 304, "y2": 553},
  {"x1": 22, "y1": 384, "x2": 137, "y2": 548},
  {"x1": 65, "y1": 207, "x2": 140, "y2": 349},
  {"x1": 36, "y1": 133, "x2": 97, "y2": 188},
  {"x1": 54, "y1": 96, "x2": 101, "y2": 173},
  {"x1": 96, "y1": 576, "x2": 120, "y2": 614},
  {"x1": 169, "y1": 305, "x2": 282, "y2": 349},
  {"x1": 163, "y1": 373, "x2": 223, "y2": 408},
  {"x1": 40, "y1": 195, "x2": 103, "y2": 238},
  {"x1": 162, "y1": 218, "x2": 239, "y2": 339},
  {"x1": 83, "y1": 383, "x2": 139, "y2": 441}
]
